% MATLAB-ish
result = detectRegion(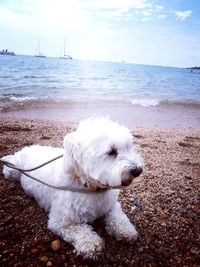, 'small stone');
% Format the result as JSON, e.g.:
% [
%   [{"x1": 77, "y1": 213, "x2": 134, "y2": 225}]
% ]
[
  {"x1": 185, "y1": 175, "x2": 192, "y2": 180},
  {"x1": 184, "y1": 186, "x2": 191, "y2": 191},
  {"x1": 191, "y1": 247, "x2": 199, "y2": 255},
  {"x1": 47, "y1": 261, "x2": 53, "y2": 266},
  {"x1": 134, "y1": 198, "x2": 142, "y2": 208},
  {"x1": 40, "y1": 256, "x2": 49, "y2": 262},
  {"x1": 138, "y1": 247, "x2": 144, "y2": 252},
  {"x1": 168, "y1": 189, "x2": 176, "y2": 196},
  {"x1": 131, "y1": 206, "x2": 137, "y2": 212},
  {"x1": 31, "y1": 248, "x2": 39, "y2": 254},
  {"x1": 95, "y1": 245, "x2": 102, "y2": 252},
  {"x1": 51, "y1": 239, "x2": 61, "y2": 251}
]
